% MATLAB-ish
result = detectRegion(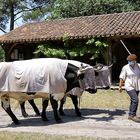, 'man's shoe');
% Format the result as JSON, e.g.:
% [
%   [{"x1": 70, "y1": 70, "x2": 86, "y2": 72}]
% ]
[{"x1": 128, "y1": 116, "x2": 140, "y2": 123}]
